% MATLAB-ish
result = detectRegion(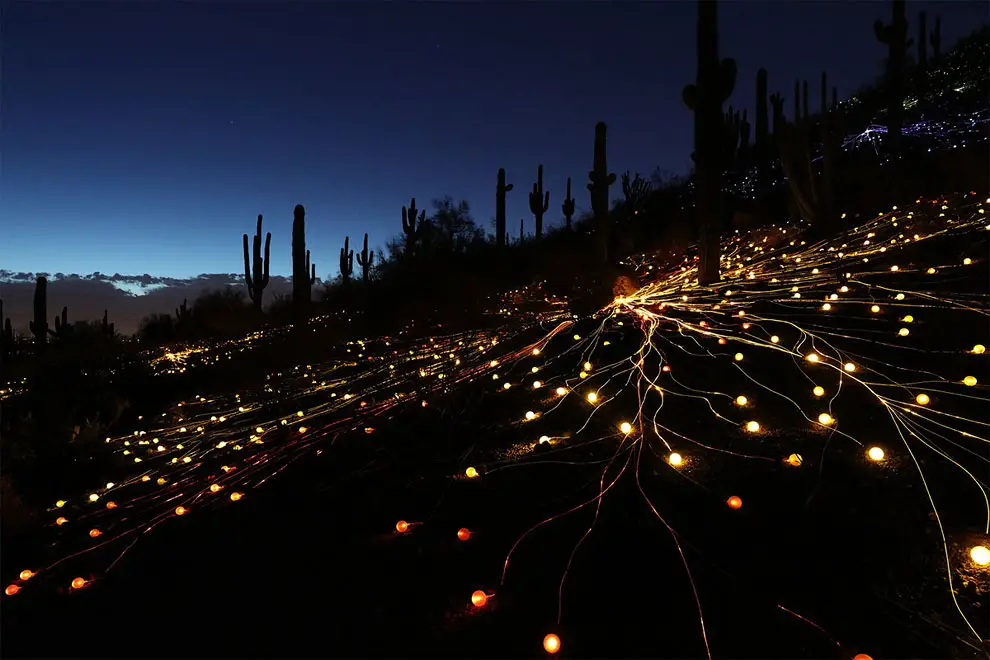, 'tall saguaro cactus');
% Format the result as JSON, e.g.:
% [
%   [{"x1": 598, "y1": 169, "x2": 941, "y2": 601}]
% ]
[
  {"x1": 50, "y1": 306, "x2": 72, "y2": 339},
  {"x1": 29, "y1": 276, "x2": 48, "y2": 347},
  {"x1": 356, "y1": 233, "x2": 373, "y2": 283},
  {"x1": 874, "y1": 0, "x2": 912, "y2": 154},
  {"x1": 339, "y1": 236, "x2": 354, "y2": 283},
  {"x1": 682, "y1": 0, "x2": 736, "y2": 285},
  {"x1": 292, "y1": 204, "x2": 313, "y2": 323},
  {"x1": 401, "y1": 198, "x2": 424, "y2": 255},
  {"x1": 495, "y1": 168, "x2": 514, "y2": 248},
  {"x1": 243, "y1": 214, "x2": 272, "y2": 312},
  {"x1": 528, "y1": 165, "x2": 550, "y2": 239},
  {"x1": 587, "y1": 122, "x2": 616, "y2": 265},
  {"x1": 561, "y1": 177, "x2": 575, "y2": 230}
]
